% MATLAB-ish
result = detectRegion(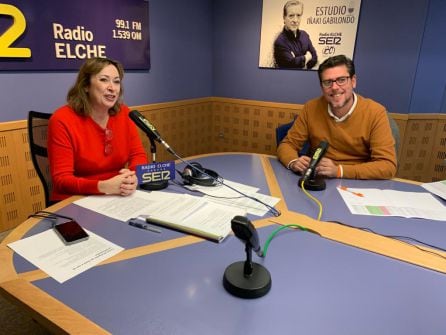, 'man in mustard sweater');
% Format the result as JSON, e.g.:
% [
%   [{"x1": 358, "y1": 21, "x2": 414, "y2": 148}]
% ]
[{"x1": 277, "y1": 55, "x2": 397, "y2": 179}]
